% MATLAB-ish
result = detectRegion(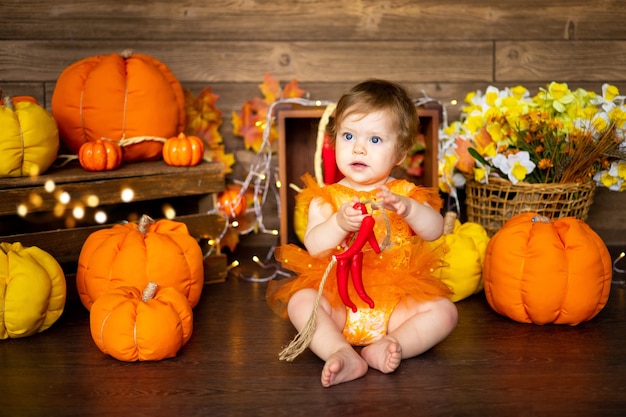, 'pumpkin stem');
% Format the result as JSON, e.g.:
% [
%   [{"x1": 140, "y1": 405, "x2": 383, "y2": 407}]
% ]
[
  {"x1": 138, "y1": 214, "x2": 155, "y2": 234},
  {"x1": 443, "y1": 211, "x2": 457, "y2": 235},
  {"x1": 121, "y1": 49, "x2": 133, "y2": 59},
  {"x1": 141, "y1": 282, "x2": 158, "y2": 302},
  {"x1": 531, "y1": 215, "x2": 551, "y2": 223},
  {"x1": 2, "y1": 93, "x2": 14, "y2": 111}
]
